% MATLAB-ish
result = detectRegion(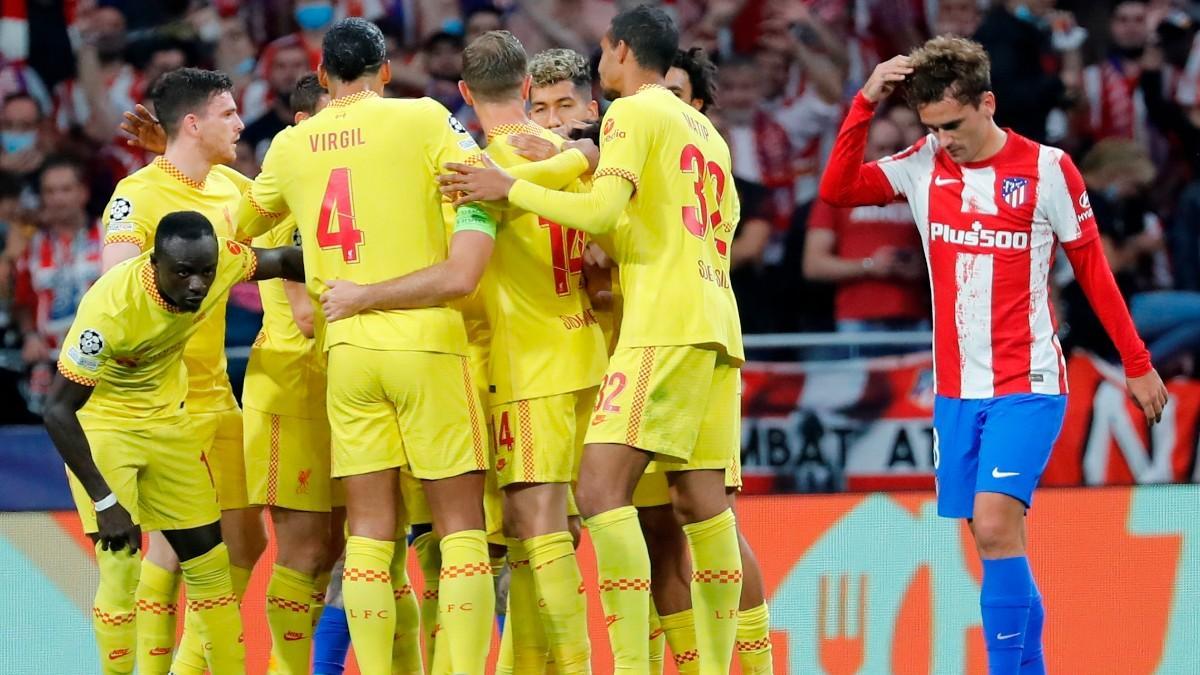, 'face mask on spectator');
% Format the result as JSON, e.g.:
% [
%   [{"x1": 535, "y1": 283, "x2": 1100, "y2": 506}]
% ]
[
  {"x1": 1114, "y1": 45, "x2": 1146, "y2": 59},
  {"x1": 2, "y1": 131, "x2": 36, "y2": 156},
  {"x1": 295, "y1": 2, "x2": 334, "y2": 31}
]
